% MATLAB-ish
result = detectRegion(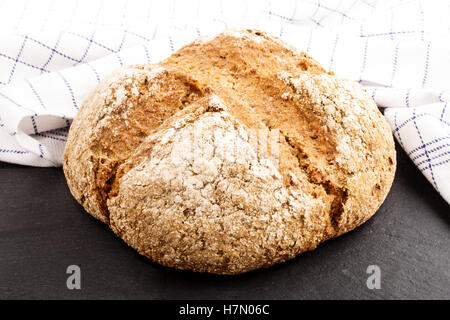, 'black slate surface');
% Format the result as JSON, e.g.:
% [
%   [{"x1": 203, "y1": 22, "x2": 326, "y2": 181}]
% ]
[{"x1": 0, "y1": 142, "x2": 449, "y2": 300}]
